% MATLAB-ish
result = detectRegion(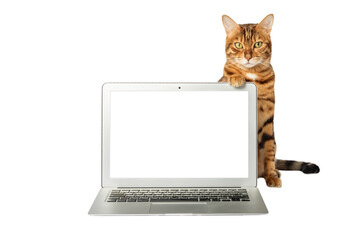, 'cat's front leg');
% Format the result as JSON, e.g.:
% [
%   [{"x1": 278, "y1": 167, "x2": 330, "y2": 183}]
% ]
[
  {"x1": 221, "y1": 74, "x2": 246, "y2": 88},
  {"x1": 262, "y1": 139, "x2": 282, "y2": 187}
]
